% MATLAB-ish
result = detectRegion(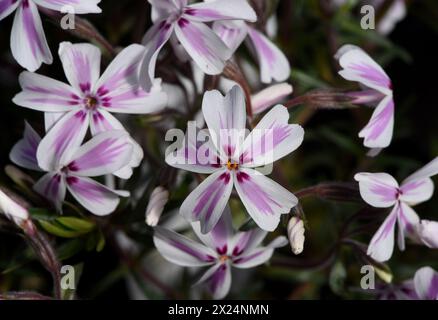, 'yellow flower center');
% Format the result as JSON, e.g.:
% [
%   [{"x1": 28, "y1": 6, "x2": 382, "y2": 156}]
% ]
[{"x1": 226, "y1": 160, "x2": 238, "y2": 171}]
